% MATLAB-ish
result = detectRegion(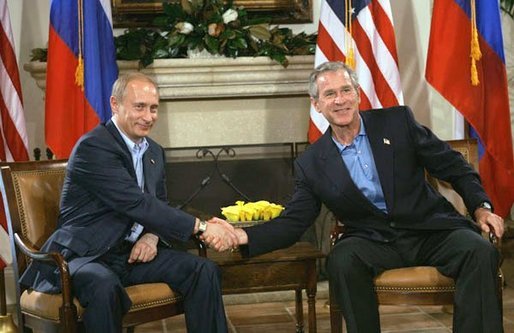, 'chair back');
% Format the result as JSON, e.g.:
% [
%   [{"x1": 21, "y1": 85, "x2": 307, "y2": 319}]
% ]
[
  {"x1": 0, "y1": 160, "x2": 67, "y2": 276},
  {"x1": 426, "y1": 139, "x2": 478, "y2": 215}
]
